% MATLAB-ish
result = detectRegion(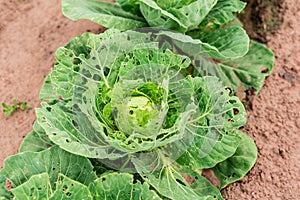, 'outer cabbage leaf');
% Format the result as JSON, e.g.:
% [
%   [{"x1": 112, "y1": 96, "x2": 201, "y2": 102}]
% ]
[
  {"x1": 10, "y1": 173, "x2": 52, "y2": 200},
  {"x1": 212, "y1": 130, "x2": 258, "y2": 189},
  {"x1": 139, "y1": 0, "x2": 187, "y2": 32},
  {"x1": 10, "y1": 173, "x2": 93, "y2": 200},
  {"x1": 19, "y1": 130, "x2": 51, "y2": 153},
  {"x1": 176, "y1": 77, "x2": 246, "y2": 169},
  {"x1": 142, "y1": 166, "x2": 223, "y2": 200},
  {"x1": 201, "y1": 0, "x2": 246, "y2": 27},
  {"x1": 167, "y1": 0, "x2": 217, "y2": 31},
  {"x1": 157, "y1": 27, "x2": 249, "y2": 60},
  {"x1": 62, "y1": 0, "x2": 147, "y2": 30},
  {"x1": 139, "y1": 0, "x2": 217, "y2": 32},
  {"x1": 40, "y1": 30, "x2": 117, "y2": 100},
  {"x1": 89, "y1": 173, "x2": 161, "y2": 199},
  {"x1": 218, "y1": 40, "x2": 274, "y2": 94},
  {"x1": 191, "y1": 175, "x2": 224, "y2": 200},
  {"x1": 0, "y1": 146, "x2": 97, "y2": 189},
  {"x1": 50, "y1": 174, "x2": 92, "y2": 199},
  {"x1": 193, "y1": 40, "x2": 275, "y2": 93},
  {"x1": 177, "y1": 131, "x2": 241, "y2": 170},
  {"x1": 187, "y1": 26, "x2": 249, "y2": 59},
  {"x1": 32, "y1": 120, "x2": 53, "y2": 146}
]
